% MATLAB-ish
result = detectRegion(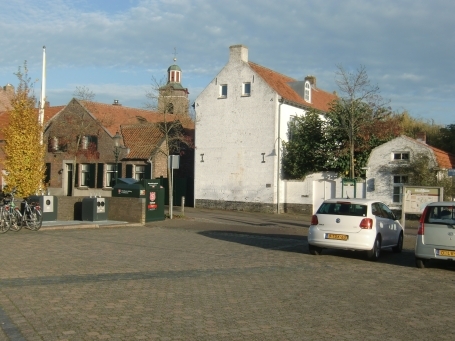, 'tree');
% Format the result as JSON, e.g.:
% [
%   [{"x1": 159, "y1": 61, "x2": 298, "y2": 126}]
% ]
[
  {"x1": 326, "y1": 65, "x2": 392, "y2": 179},
  {"x1": 282, "y1": 109, "x2": 333, "y2": 179},
  {"x1": 2, "y1": 62, "x2": 45, "y2": 196},
  {"x1": 145, "y1": 76, "x2": 194, "y2": 215}
]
